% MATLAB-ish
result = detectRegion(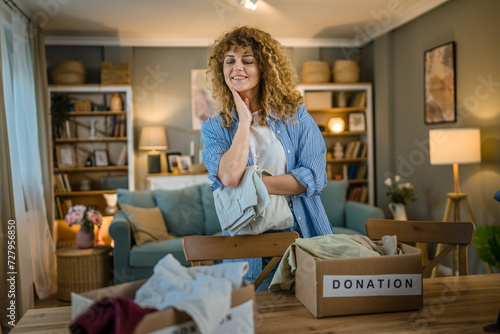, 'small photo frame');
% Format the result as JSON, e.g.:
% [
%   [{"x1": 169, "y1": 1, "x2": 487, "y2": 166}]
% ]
[
  {"x1": 56, "y1": 145, "x2": 76, "y2": 168},
  {"x1": 166, "y1": 152, "x2": 181, "y2": 173},
  {"x1": 348, "y1": 112, "x2": 366, "y2": 132},
  {"x1": 424, "y1": 42, "x2": 456, "y2": 124},
  {"x1": 93, "y1": 149, "x2": 109, "y2": 167},
  {"x1": 176, "y1": 155, "x2": 192, "y2": 174}
]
